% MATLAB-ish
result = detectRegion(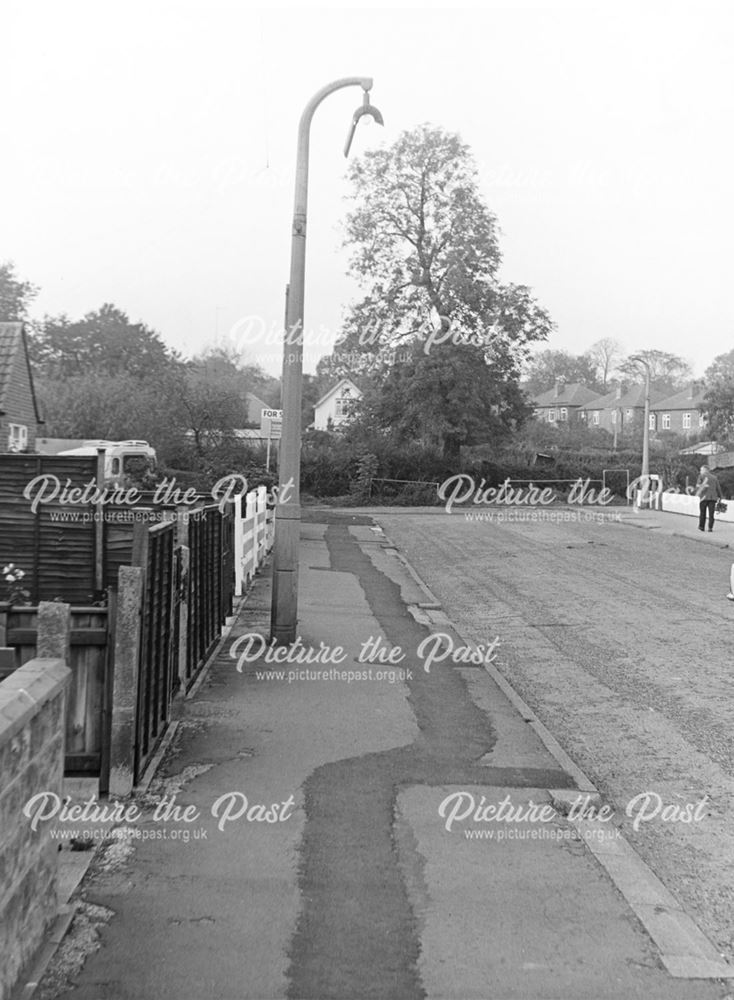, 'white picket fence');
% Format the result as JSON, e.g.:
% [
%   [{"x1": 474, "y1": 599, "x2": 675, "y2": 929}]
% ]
[{"x1": 234, "y1": 486, "x2": 275, "y2": 596}]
